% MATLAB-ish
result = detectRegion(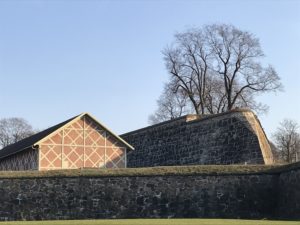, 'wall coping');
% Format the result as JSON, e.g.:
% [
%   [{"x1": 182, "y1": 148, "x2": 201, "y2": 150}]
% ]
[{"x1": 121, "y1": 108, "x2": 253, "y2": 137}]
